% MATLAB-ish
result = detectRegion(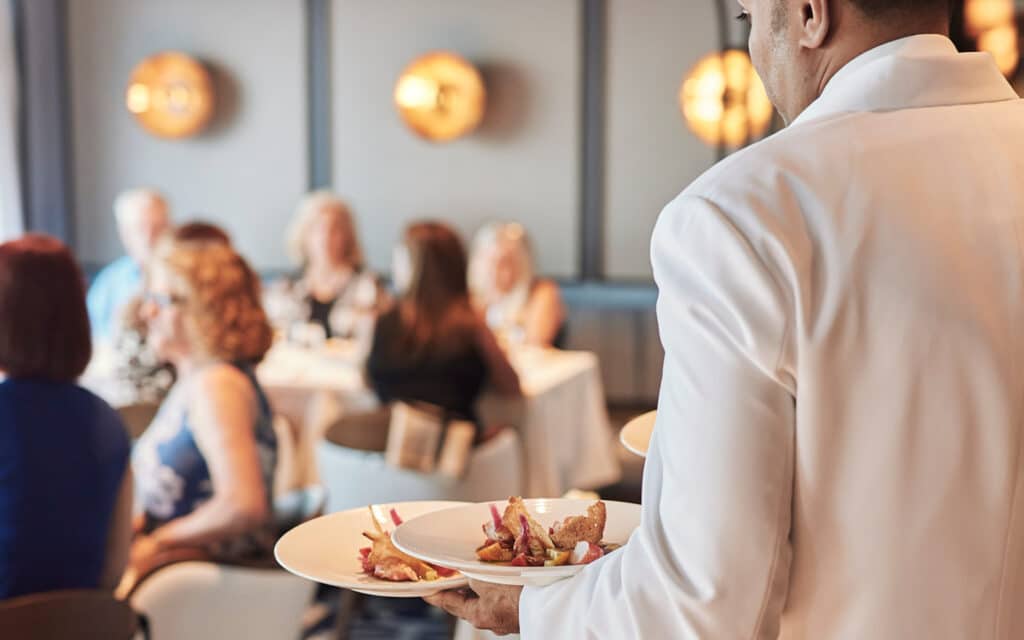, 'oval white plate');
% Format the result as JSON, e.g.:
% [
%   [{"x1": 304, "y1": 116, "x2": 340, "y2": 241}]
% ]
[
  {"x1": 275, "y1": 501, "x2": 469, "y2": 597},
  {"x1": 619, "y1": 410, "x2": 656, "y2": 458},
  {"x1": 392, "y1": 499, "x2": 641, "y2": 587}
]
